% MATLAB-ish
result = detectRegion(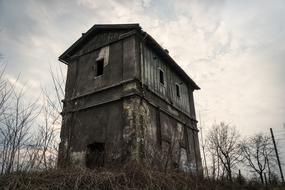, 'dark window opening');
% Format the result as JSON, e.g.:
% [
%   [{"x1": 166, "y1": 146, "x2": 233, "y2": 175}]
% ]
[
  {"x1": 176, "y1": 84, "x2": 180, "y2": 98},
  {"x1": 159, "y1": 69, "x2": 164, "y2": 85},
  {"x1": 96, "y1": 59, "x2": 104, "y2": 76},
  {"x1": 86, "y1": 142, "x2": 105, "y2": 169}
]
